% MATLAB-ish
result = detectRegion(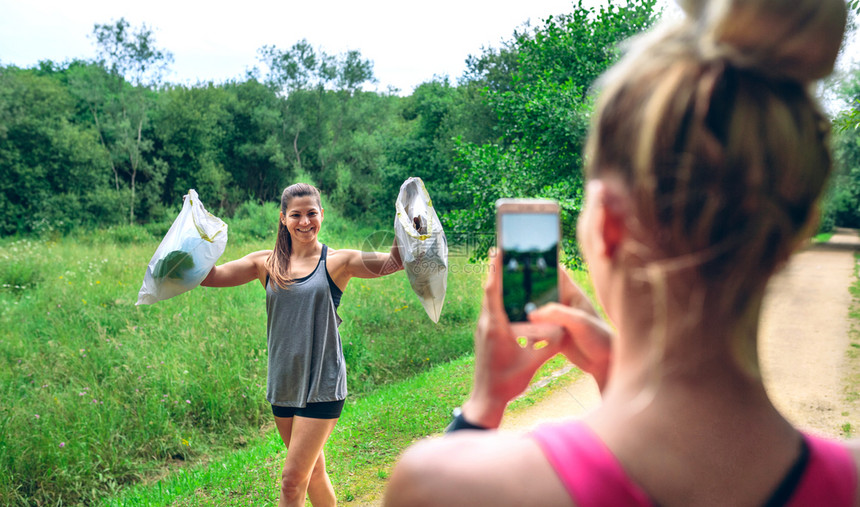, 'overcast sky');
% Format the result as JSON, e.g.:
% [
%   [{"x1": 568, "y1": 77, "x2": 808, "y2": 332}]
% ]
[{"x1": 0, "y1": 0, "x2": 604, "y2": 94}]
